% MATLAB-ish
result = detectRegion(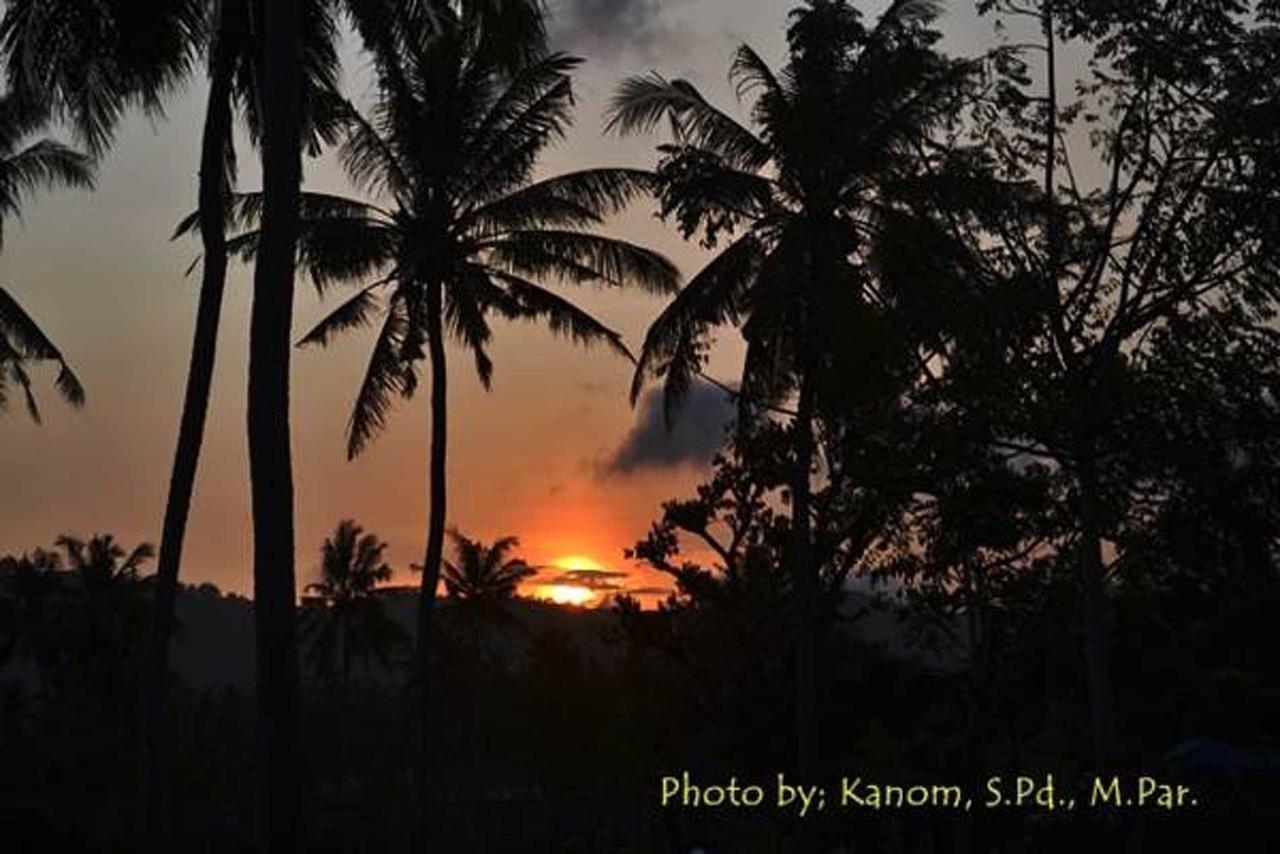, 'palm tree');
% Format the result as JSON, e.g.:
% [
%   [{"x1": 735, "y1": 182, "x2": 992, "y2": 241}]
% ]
[
  {"x1": 441, "y1": 530, "x2": 535, "y2": 653},
  {"x1": 4, "y1": 536, "x2": 151, "y2": 699},
  {"x1": 243, "y1": 3, "x2": 545, "y2": 846},
  {"x1": 301, "y1": 520, "x2": 404, "y2": 689},
  {"x1": 48, "y1": 534, "x2": 155, "y2": 708},
  {"x1": 0, "y1": 97, "x2": 92, "y2": 421},
  {"x1": 150, "y1": 4, "x2": 341, "y2": 846},
  {"x1": 301, "y1": 520, "x2": 405, "y2": 787},
  {"x1": 244, "y1": 0, "x2": 309, "y2": 841},
  {"x1": 443, "y1": 531, "x2": 535, "y2": 601},
  {"x1": 227, "y1": 9, "x2": 677, "y2": 826},
  {"x1": 55, "y1": 535, "x2": 155, "y2": 675},
  {"x1": 608, "y1": 0, "x2": 961, "y2": 777}
]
